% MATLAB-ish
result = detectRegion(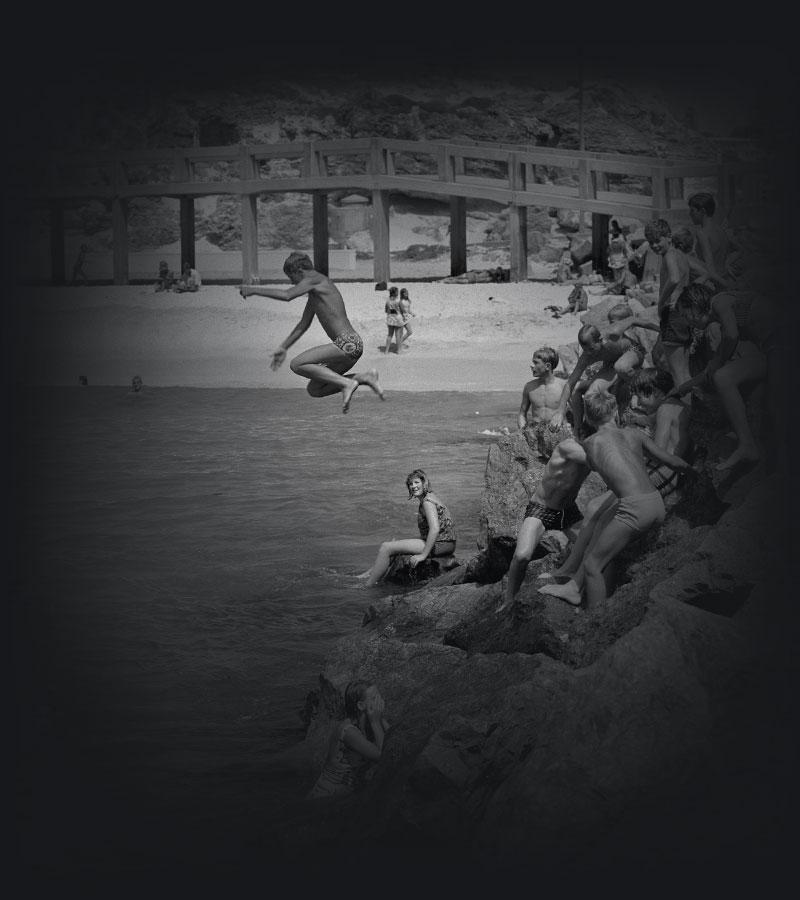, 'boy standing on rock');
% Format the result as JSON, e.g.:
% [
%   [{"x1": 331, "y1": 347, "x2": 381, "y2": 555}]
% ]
[
  {"x1": 517, "y1": 346, "x2": 572, "y2": 460},
  {"x1": 539, "y1": 390, "x2": 692, "y2": 609},
  {"x1": 496, "y1": 436, "x2": 590, "y2": 614},
  {"x1": 239, "y1": 252, "x2": 385, "y2": 413}
]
